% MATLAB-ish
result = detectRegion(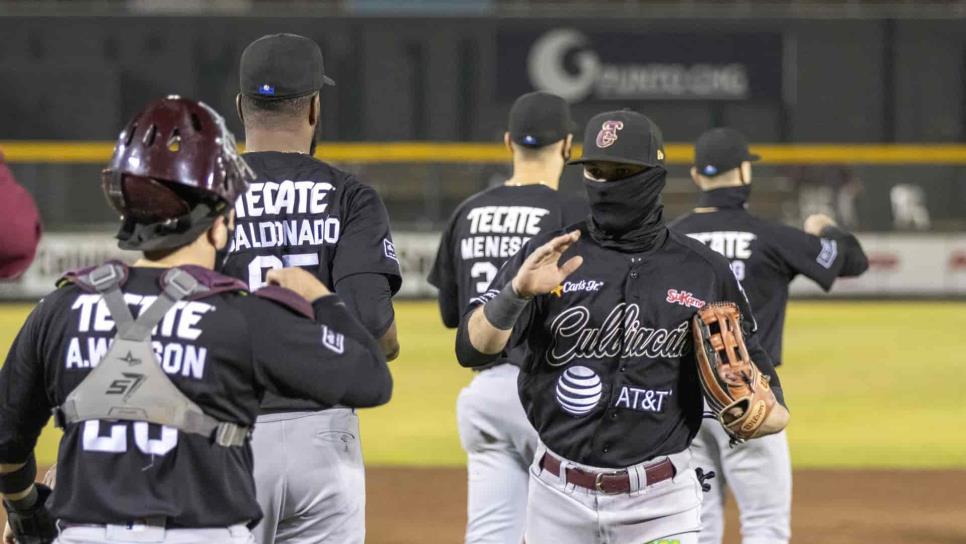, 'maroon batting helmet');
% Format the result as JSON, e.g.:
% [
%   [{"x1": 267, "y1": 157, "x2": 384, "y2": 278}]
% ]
[{"x1": 102, "y1": 95, "x2": 254, "y2": 251}]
